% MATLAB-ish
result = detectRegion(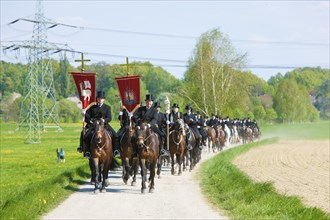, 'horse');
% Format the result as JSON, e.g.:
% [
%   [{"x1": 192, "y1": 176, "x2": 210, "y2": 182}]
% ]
[
  {"x1": 223, "y1": 124, "x2": 232, "y2": 146},
  {"x1": 90, "y1": 118, "x2": 113, "y2": 193},
  {"x1": 204, "y1": 126, "x2": 216, "y2": 153},
  {"x1": 168, "y1": 119, "x2": 186, "y2": 175},
  {"x1": 252, "y1": 126, "x2": 261, "y2": 140},
  {"x1": 120, "y1": 125, "x2": 139, "y2": 186},
  {"x1": 135, "y1": 123, "x2": 161, "y2": 193},
  {"x1": 231, "y1": 124, "x2": 240, "y2": 144},
  {"x1": 243, "y1": 126, "x2": 253, "y2": 144},
  {"x1": 215, "y1": 126, "x2": 226, "y2": 151},
  {"x1": 185, "y1": 126, "x2": 199, "y2": 171}
]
